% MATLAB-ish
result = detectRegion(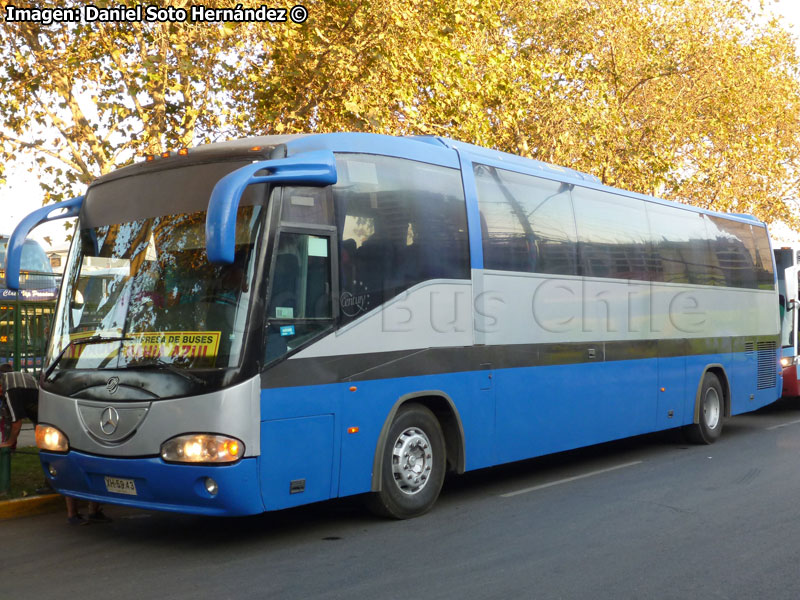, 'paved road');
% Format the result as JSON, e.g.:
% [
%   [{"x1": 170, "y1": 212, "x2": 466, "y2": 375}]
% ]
[{"x1": 7, "y1": 399, "x2": 800, "y2": 600}]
